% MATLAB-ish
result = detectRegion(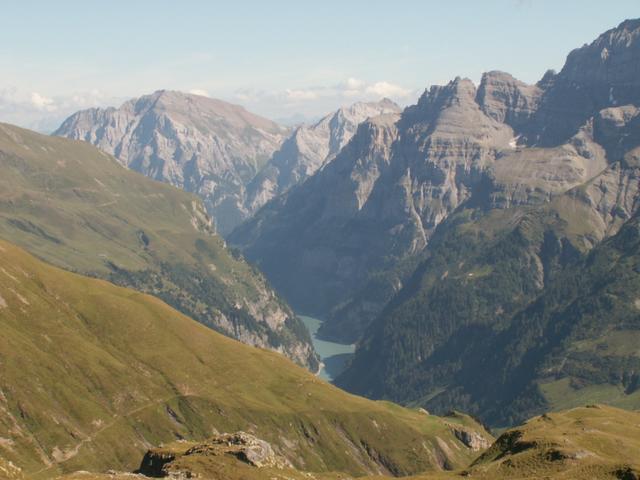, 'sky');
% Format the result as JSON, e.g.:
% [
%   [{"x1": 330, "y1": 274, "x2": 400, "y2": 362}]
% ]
[{"x1": 1, "y1": 0, "x2": 638, "y2": 131}]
